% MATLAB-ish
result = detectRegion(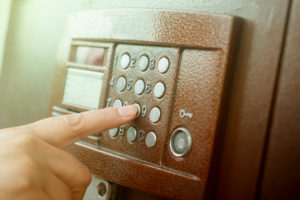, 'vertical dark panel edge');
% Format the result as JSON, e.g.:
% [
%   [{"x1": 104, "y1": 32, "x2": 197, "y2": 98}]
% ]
[
  {"x1": 206, "y1": 16, "x2": 244, "y2": 200},
  {"x1": 255, "y1": 0, "x2": 293, "y2": 199}
]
